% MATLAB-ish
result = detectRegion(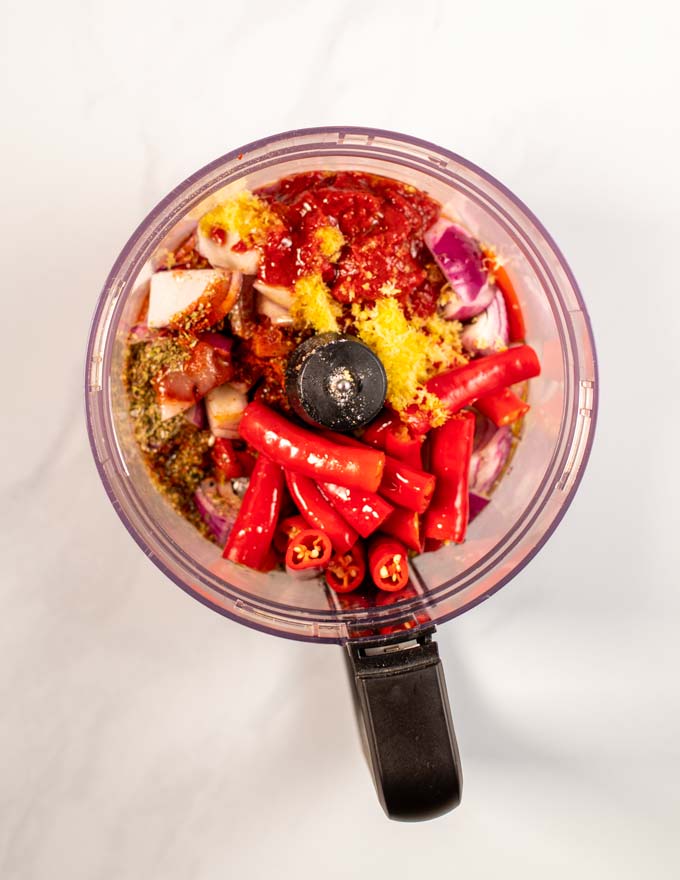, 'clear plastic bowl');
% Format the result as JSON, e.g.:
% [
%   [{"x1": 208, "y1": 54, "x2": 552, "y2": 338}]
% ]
[{"x1": 86, "y1": 127, "x2": 597, "y2": 643}]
